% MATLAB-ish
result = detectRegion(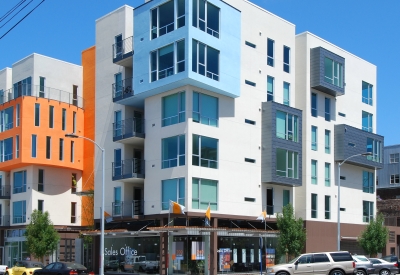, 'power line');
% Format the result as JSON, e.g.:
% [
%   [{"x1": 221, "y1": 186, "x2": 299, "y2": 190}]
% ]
[
  {"x1": 1, "y1": 0, "x2": 34, "y2": 29},
  {"x1": 0, "y1": 0, "x2": 26, "y2": 22},
  {"x1": 0, "y1": 0, "x2": 45, "y2": 41}
]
